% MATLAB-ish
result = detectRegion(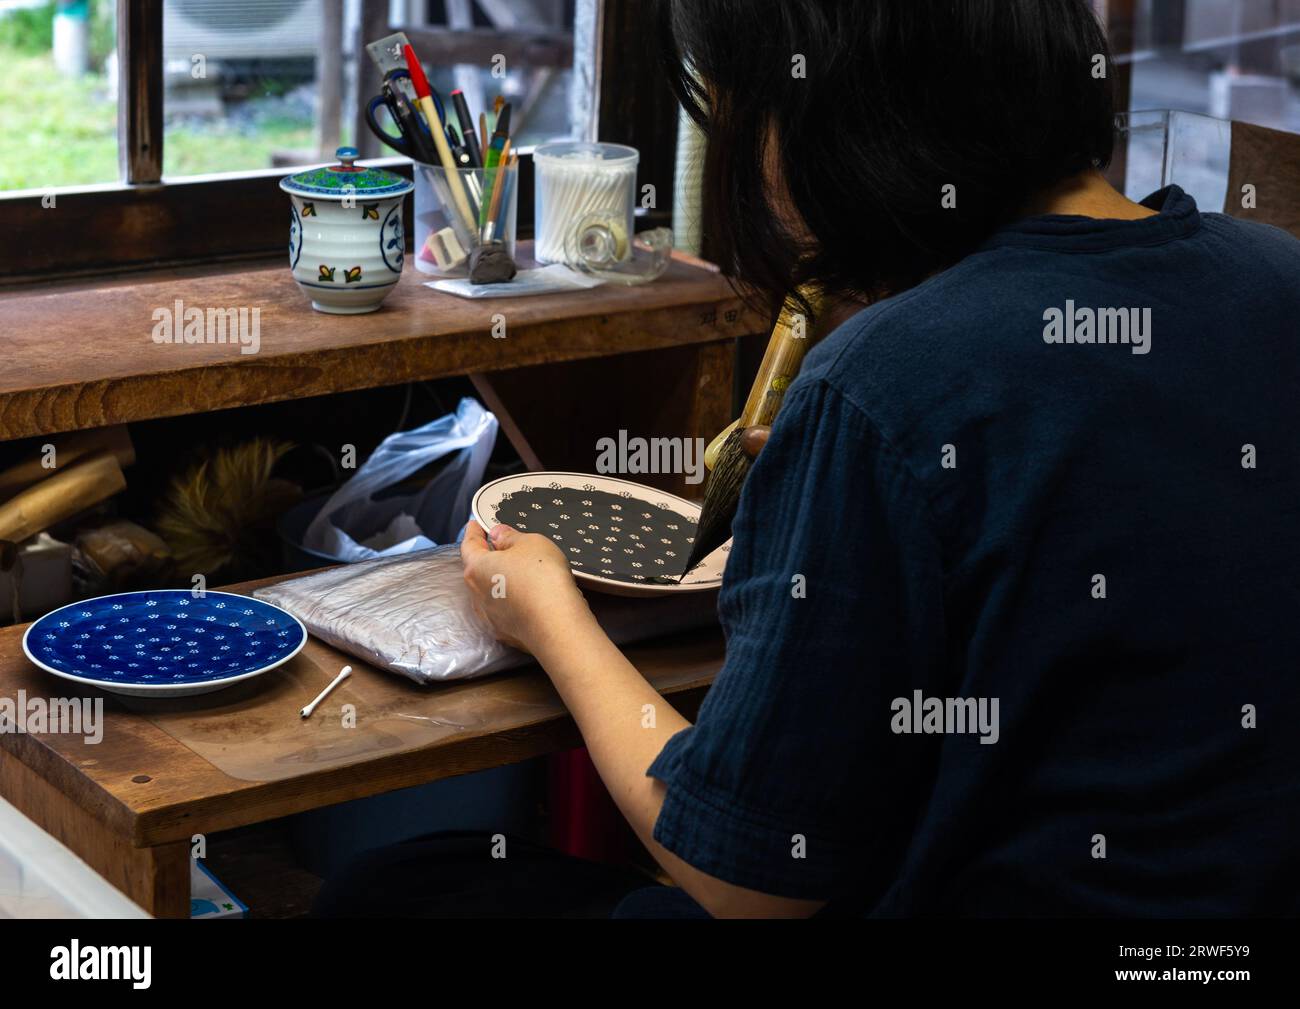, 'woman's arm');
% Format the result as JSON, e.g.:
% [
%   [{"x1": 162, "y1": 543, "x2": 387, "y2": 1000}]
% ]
[{"x1": 461, "y1": 521, "x2": 825, "y2": 918}]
